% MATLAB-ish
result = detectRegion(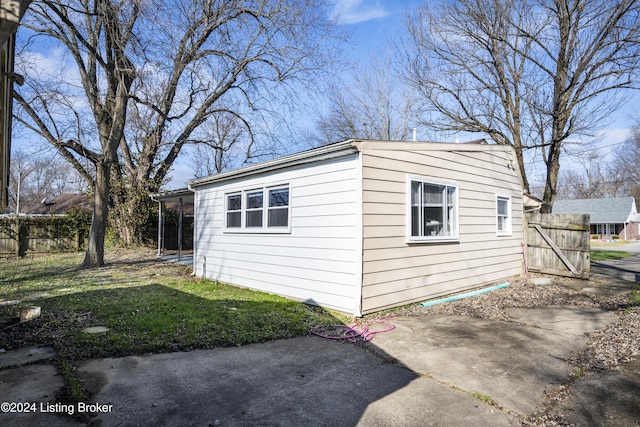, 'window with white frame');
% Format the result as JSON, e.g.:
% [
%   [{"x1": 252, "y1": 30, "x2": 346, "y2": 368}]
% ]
[
  {"x1": 245, "y1": 190, "x2": 264, "y2": 227},
  {"x1": 268, "y1": 187, "x2": 289, "y2": 227},
  {"x1": 496, "y1": 195, "x2": 512, "y2": 235},
  {"x1": 225, "y1": 185, "x2": 289, "y2": 231},
  {"x1": 408, "y1": 177, "x2": 458, "y2": 241},
  {"x1": 226, "y1": 193, "x2": 242, "y2": 228}
]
